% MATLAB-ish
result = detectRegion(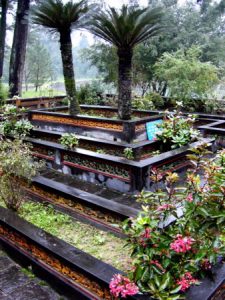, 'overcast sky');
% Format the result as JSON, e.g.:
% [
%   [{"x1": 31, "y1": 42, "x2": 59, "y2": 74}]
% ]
[
  {"x1": 106, "y1": 0, "x2": 148, "y2": 6},
  {"x1": 6, "y1": 0, "x2": 188, "y2": 46},
  {"x1": 72, "y1": 0, "x2": 187, "y2": 45}
]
